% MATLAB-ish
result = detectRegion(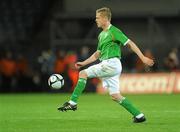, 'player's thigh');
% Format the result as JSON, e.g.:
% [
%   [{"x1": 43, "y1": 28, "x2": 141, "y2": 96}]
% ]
[
  {"x1": 100, "y1": 58, "x2": 122, "y2": 77},
  {"x1": 84, "y1": 64, "x2": 116, "y2": 78},
  {"x1": 102, "y1": 74, "x2": 120, "y2": 95},
  {"x1": 84, "y1": 63, "x2": 103, "y2": 78},
  {"x1": 85, "y1": 62, "x2": 121, "y2": 79}
]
